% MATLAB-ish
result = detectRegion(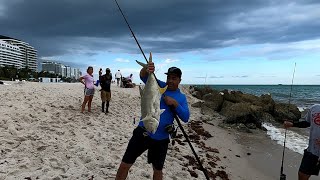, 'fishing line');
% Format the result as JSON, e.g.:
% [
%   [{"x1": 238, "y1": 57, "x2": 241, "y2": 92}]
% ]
[
  {"x1": 280, "y1": 62, "x2": 296, "y2": 180},
  {"x1": 113, "y1": 0, "x2": 210, "y2": 179},
  {"x1": 114, "y1": 0, "x2": 161, "y2": 86}
]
